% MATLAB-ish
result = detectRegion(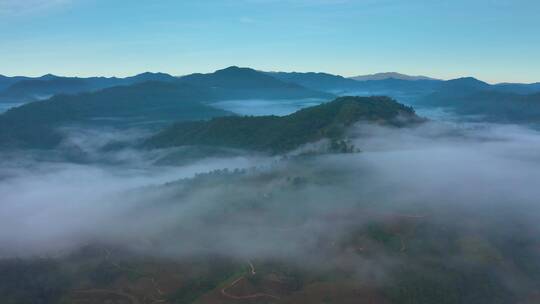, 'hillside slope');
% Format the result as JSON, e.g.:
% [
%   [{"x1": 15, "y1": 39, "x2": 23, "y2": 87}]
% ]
[
  {"x1": 0, "y1": 82, "x2": 230, "y2": 149},
  {"x1": 180, "y1": 66, "x2": 334, "y2": 100},
  {"x1": 146, "y1": 96, "x2": 422, "y2": 153},
  {"x1": 418, "y1": 79, "x2": 540, "y2": 122},
  {"x1": 0, "y1": 72, "x2": 178, "y2": 103},
  {"x1": 350, "y1": 72, "x2": 439, "y2": 81}
]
